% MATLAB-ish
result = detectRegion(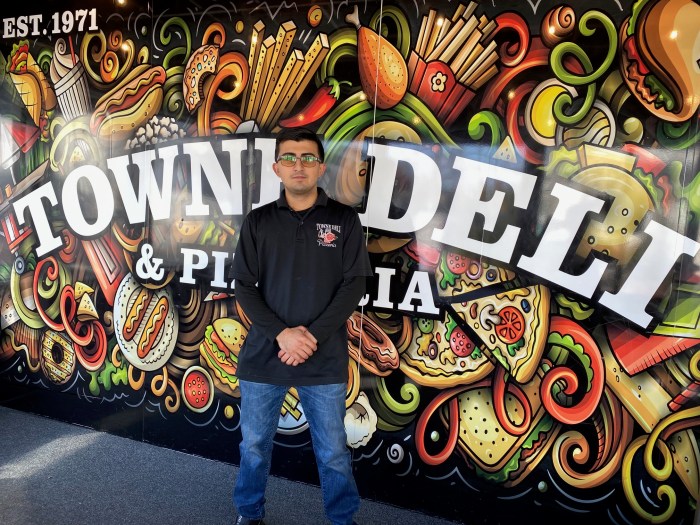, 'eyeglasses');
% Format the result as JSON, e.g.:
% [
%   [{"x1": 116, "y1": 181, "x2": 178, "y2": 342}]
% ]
[{"x1": 276, "y1": 154, "x2": 323, "y2": 167}]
